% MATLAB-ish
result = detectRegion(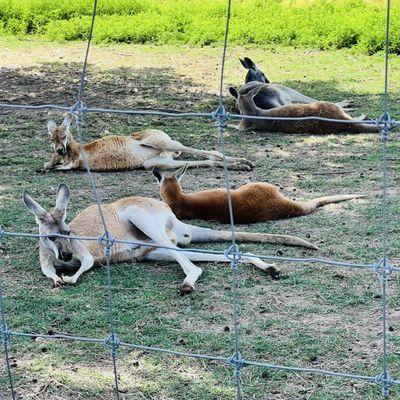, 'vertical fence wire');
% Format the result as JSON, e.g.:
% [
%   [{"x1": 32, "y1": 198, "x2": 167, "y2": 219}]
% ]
[
  {"x1": 73, "y1": 0, "x2": 120, "y2": 397},
  {"x1": 378, "y1": 1, "x2": 393, "y2": 396},
  {"x1": 215, "y1": 0, "x2": 244, "y2": 398},
  {"x1": 0, "y1": 271, "x2": 16, "y2": 400}
]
